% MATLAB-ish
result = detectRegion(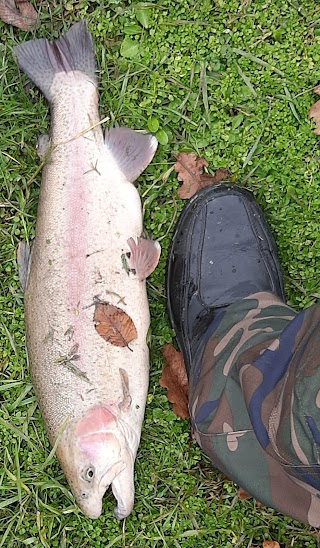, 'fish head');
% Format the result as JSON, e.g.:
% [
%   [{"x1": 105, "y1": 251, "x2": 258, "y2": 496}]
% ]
[{"x1": 59, "y1": 405, "x2": 135, "y2": 519}]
